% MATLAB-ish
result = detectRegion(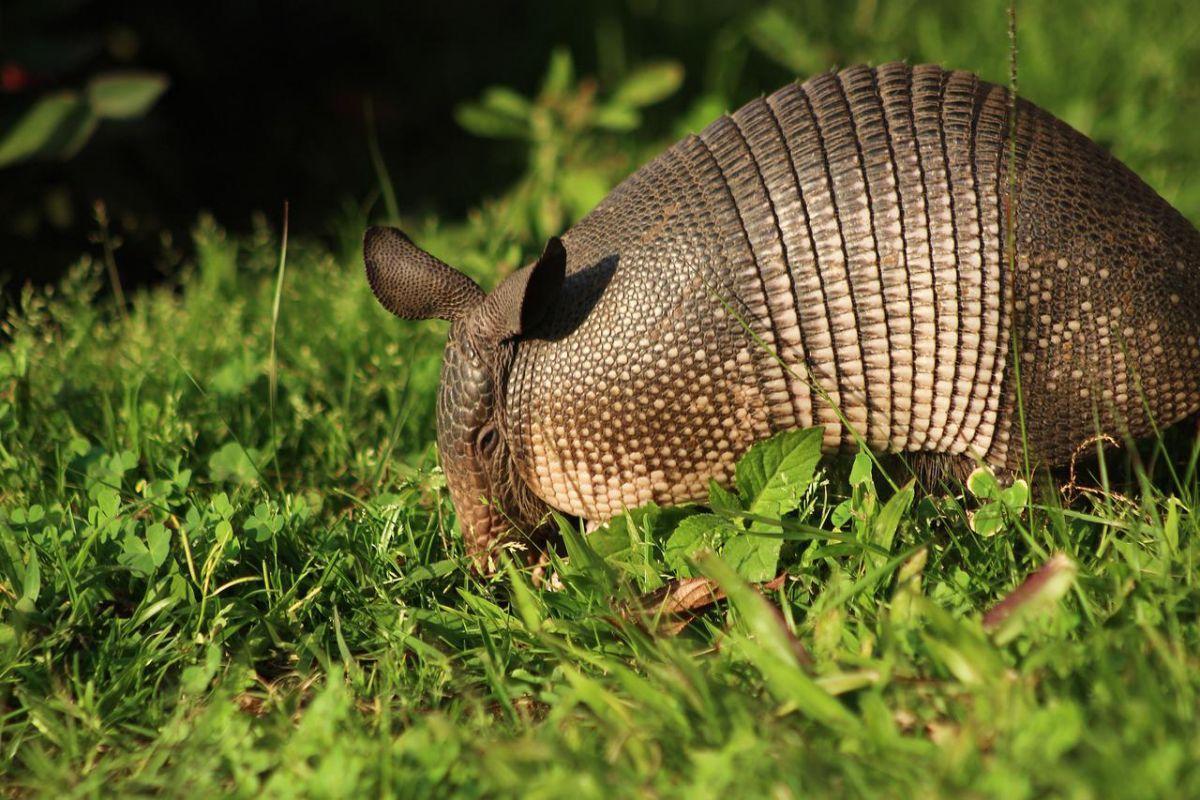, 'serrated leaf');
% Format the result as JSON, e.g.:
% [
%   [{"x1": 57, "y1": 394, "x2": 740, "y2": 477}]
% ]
[
  {"x1": 588, "y1": 503, "x2": 693, "y2": 588},
  {"x1": 664, "y1": 514, "x2": 736, "y2": 576},
  {"x1": 722, "y1": 428, "x2": 824, "y2": 581},
  {"x1": 86, "y1": 71, "x2": 168, "y2": 119},
  {"x1": 707, "y1": 478, "x2": 742, "y2": 515},
  {"x1": 723, "y1": 531, "x2": 782, "y2": 583},
  {"x1": 736, "y1": 427, "x2": 824, "y2": 519},
  {"x1": 612, "y1": 61, "x2": 683, "y2": 107}
]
